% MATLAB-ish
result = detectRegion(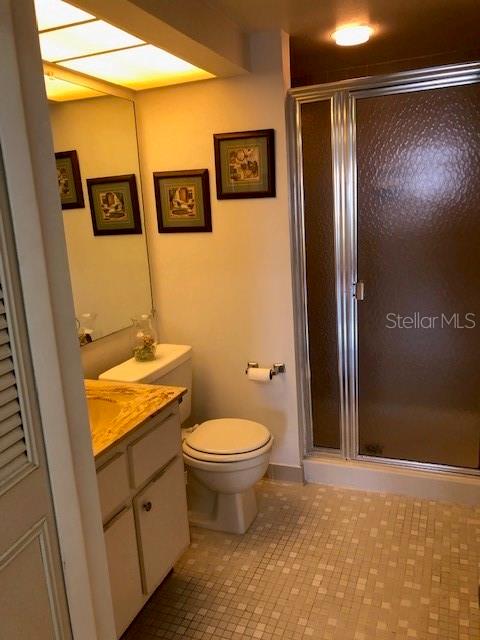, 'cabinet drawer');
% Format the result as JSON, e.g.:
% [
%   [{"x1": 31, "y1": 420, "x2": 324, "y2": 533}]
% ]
[
  {"x1": 128, "y1": 412, "x2": 181, "y2": 488},
  {"x1": 97, "y1": 452, "x2": 129, "y2": 522},
  {"x1": 134, "y1": 456, "x2": 190, "y2": 594},
  {"x1": 104, "y1": 507, "x2": 144, "y2": 638}
]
